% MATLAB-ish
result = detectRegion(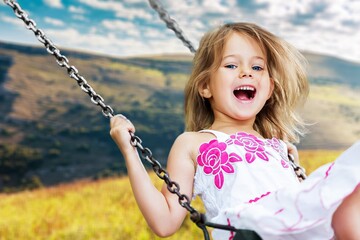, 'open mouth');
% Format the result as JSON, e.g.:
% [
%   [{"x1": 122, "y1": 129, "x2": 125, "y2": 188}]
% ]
[{"x1": 233, "y1": 86, "x2": 256, "y2": 101}]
